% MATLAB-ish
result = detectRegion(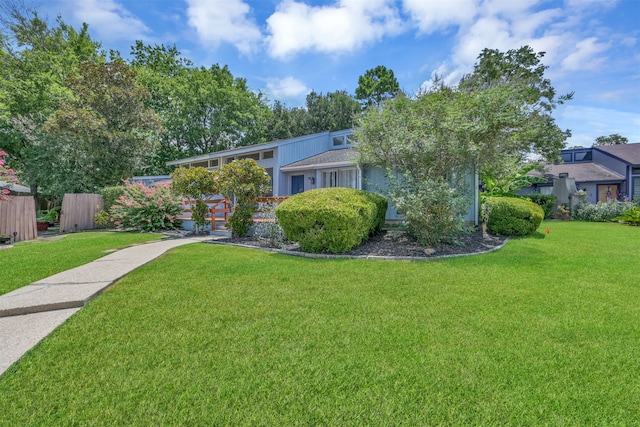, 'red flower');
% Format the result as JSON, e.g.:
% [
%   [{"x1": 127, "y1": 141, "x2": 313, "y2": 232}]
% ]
[{"x1": 545, "y1": 228, "x2": 550, "y2": 235}]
